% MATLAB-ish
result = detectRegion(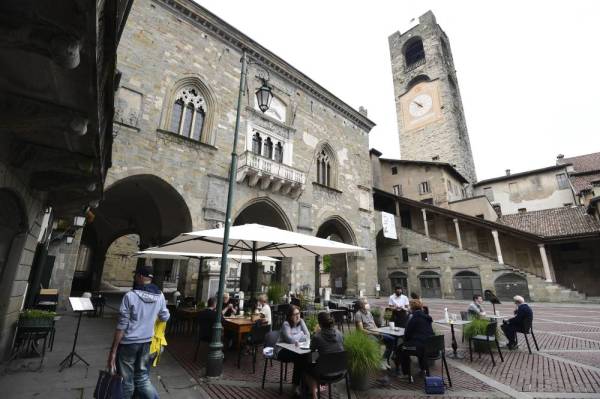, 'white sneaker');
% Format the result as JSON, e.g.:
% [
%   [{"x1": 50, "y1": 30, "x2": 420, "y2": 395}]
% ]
[{"x1": 380, "y1": 360, "x2": 391, "y2": 370}]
